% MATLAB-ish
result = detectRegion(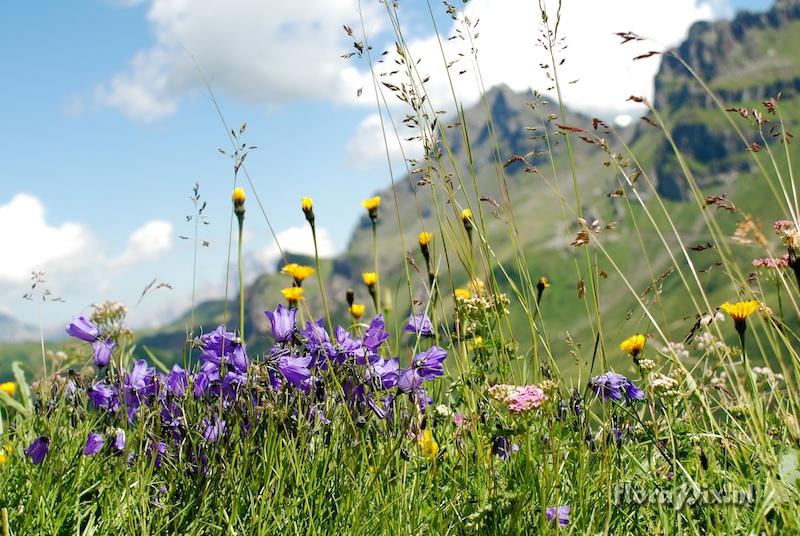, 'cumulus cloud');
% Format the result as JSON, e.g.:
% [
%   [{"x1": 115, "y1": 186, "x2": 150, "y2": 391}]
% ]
[
  {"x1": 0, "y1": 193, "x2": 174, "y2": 300},
  {"x1": 346, "y1": 0, "x2": 728, "y2": 166},
  {"x1": 0, "y1": 193, "x2": 92, "y2": 283},
  {"x1": 95, "y1": 0, "x2": 382, "y2": 120},
  {"x1": 112, "y1": 220, "x2": 173, "y2": 268},
  {"x1": 346, "y1": 113, "x2": 418, "y2": 169},
  {"x1": 246, "y1": 226, "x2": 335, "y2": 277}
]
